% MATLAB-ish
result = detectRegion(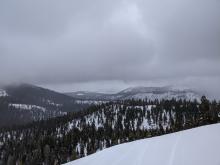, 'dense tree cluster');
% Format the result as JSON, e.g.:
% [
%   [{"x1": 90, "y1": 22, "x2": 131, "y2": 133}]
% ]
[{"x1": 0, "y1": 97, "x2": 219, "y2": 165}]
